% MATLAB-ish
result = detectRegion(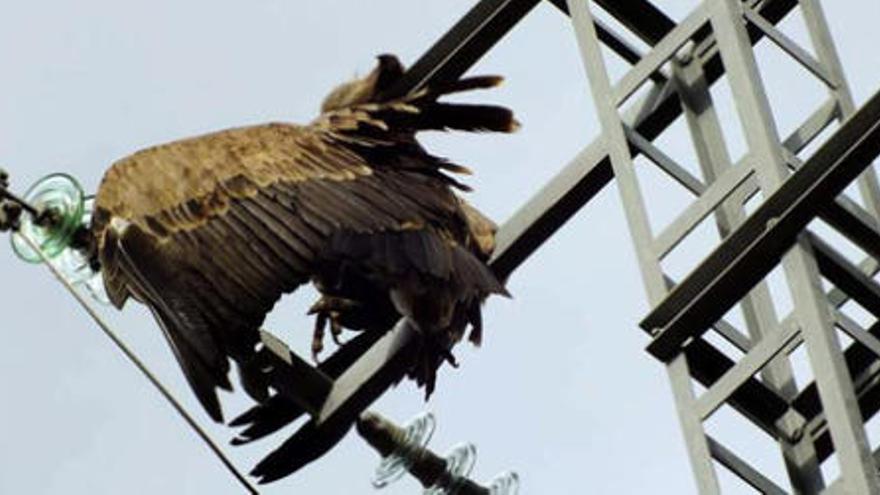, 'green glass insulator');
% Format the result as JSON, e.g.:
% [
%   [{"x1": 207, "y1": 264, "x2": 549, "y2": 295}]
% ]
[{"x1": 10, "y1": 173, "x2": 85, "y2": 263}]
